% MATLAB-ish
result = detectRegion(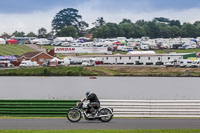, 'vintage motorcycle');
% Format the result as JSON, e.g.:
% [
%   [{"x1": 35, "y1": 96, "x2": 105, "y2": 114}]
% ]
[{"x1": 67, "y1": 101, "x2": 113, "y2": 122}]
